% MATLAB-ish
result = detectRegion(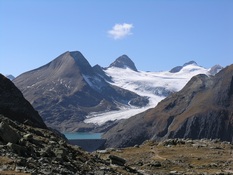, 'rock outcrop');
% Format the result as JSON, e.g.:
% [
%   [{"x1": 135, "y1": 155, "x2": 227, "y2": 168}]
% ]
[{"x1": 103, "y1": 64, "x2": 233, "y2": 148}]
